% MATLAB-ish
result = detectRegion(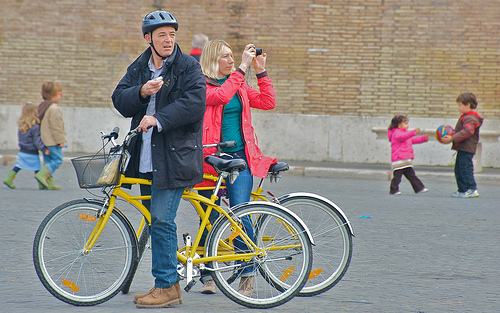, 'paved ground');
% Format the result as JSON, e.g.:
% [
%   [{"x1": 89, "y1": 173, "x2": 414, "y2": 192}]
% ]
[{"x1": 1, "y1": 160, "x2": 499, "y2": 313}]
